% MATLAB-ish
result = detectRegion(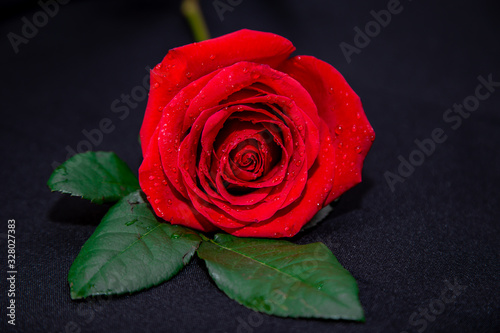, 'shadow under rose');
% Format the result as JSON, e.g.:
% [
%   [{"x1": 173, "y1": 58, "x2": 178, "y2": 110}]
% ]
[
  {"x1": 47, "y1": 194, "x2": 112, "y2": 226},
  {"x1": 293, "y1": 174, "x2": 375, "y2": 240},
  {"x1": 329, "y1": 174, "x2": 375, "y2": 219}
]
